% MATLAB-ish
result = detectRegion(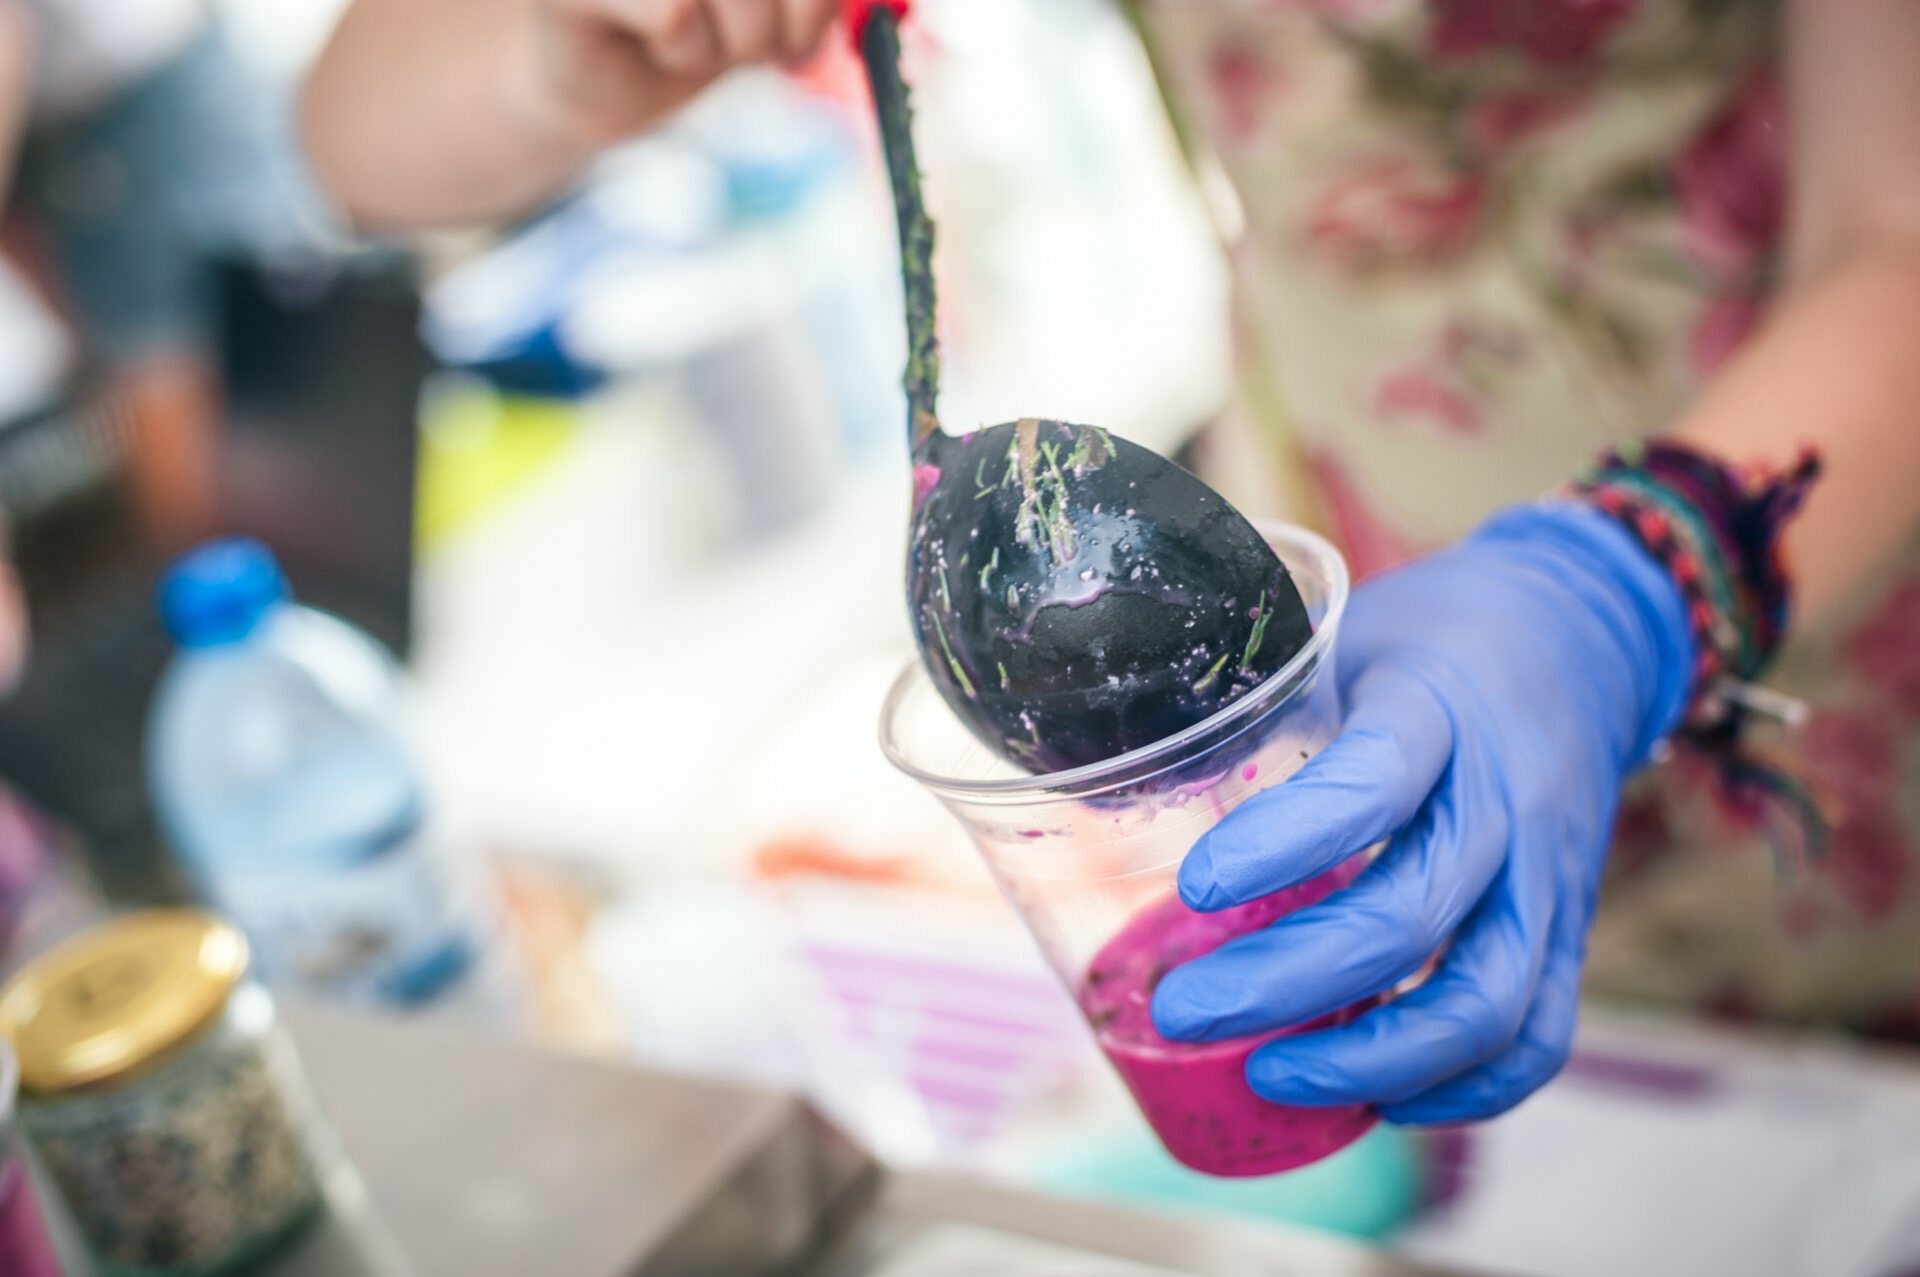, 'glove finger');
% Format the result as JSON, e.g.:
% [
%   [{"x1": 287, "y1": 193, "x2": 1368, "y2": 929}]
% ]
[
  {"x1": 1373, "y1": 734, "x2": 1616, "y2": 1124},
  {"x1": 1378, "y1": 885, "x2": 1587, "y2": 1125},
  {"x1": 1241, "y1": 840, "x2": 1556, "y2": 1106},
  {"x1": 1153, "y1": 733, "x2": 1509, "y2": 1043},
  {"x1": 1178, "y1": 665, "x2": 1453, "y2": 912}
]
